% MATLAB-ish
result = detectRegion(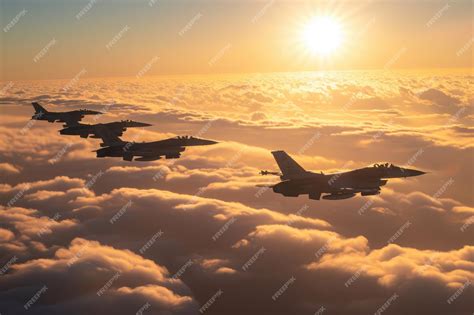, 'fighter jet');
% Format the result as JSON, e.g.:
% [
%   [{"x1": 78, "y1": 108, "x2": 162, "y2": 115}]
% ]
[
  {"x1": 59, "y1": 120, "x2": 152, "y2": 139},
  {"x1": 260, "y1": 151, "x2": 426, "y2": 200},
  {"x1": 31, "y1": 102, "x2": 103, "y2": 126},
  {"x1": 95, "y1": 135, "x2": 218, "y2": 161}
]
